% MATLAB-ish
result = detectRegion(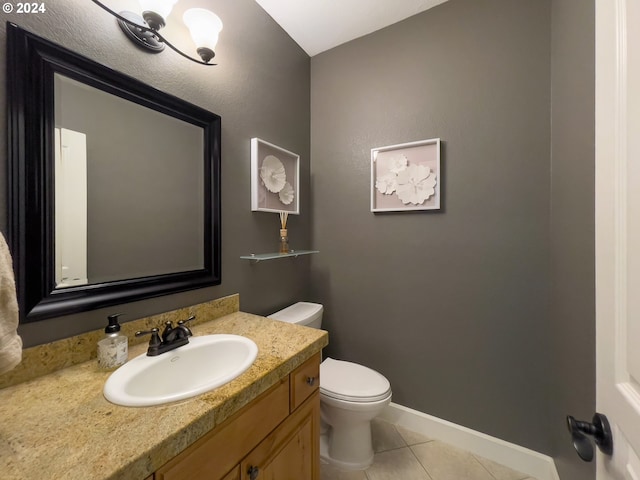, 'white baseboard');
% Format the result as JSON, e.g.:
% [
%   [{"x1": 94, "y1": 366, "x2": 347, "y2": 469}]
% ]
[{"x1": 380, "y1": 402, "x2": 560, "y2": 480}]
